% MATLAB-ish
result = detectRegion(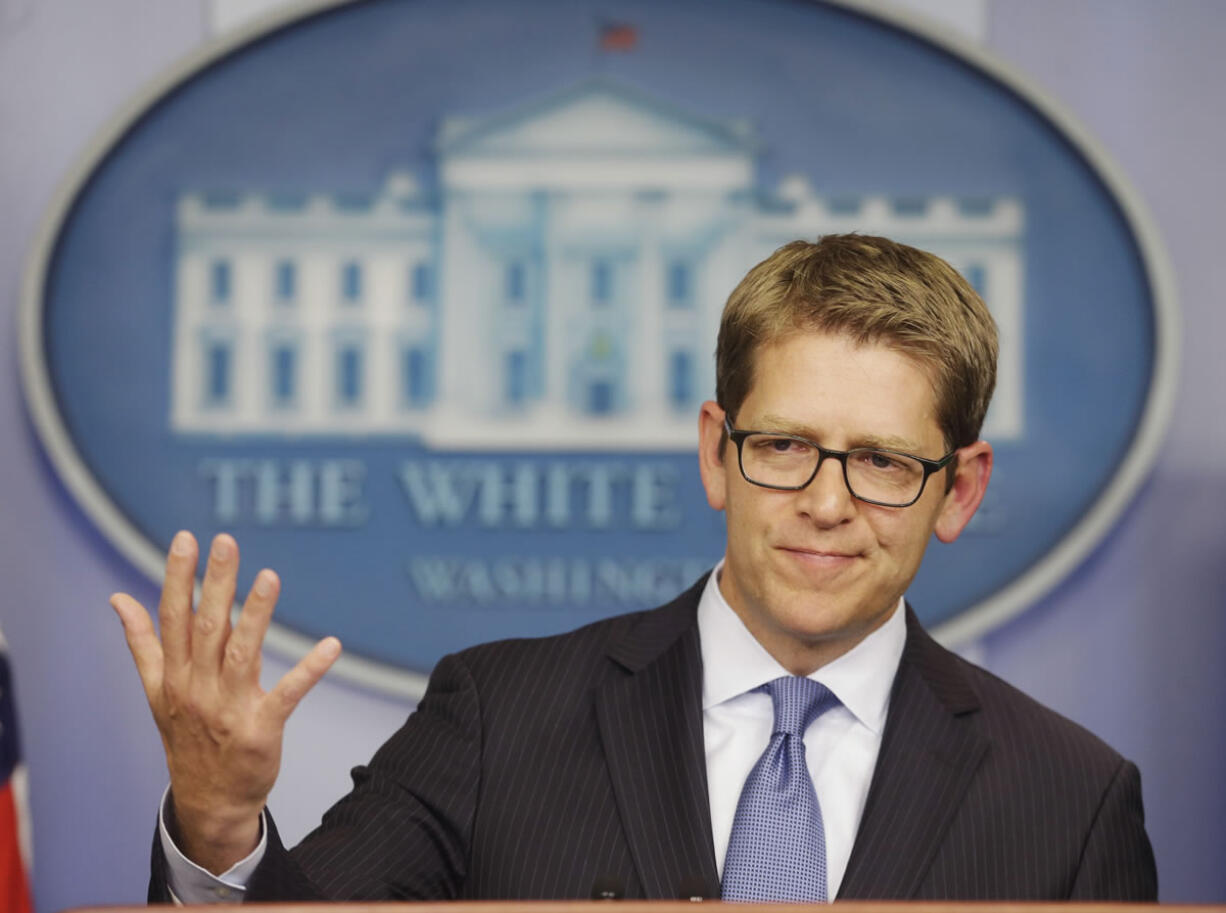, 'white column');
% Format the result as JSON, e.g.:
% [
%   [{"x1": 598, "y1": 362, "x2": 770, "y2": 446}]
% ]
[
  {"x1": 543, "y1": 191, "x2": 569, "y2": 415},
  {"x1": 633, "y1": 194, "x2": 665, "y2": 417}
]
